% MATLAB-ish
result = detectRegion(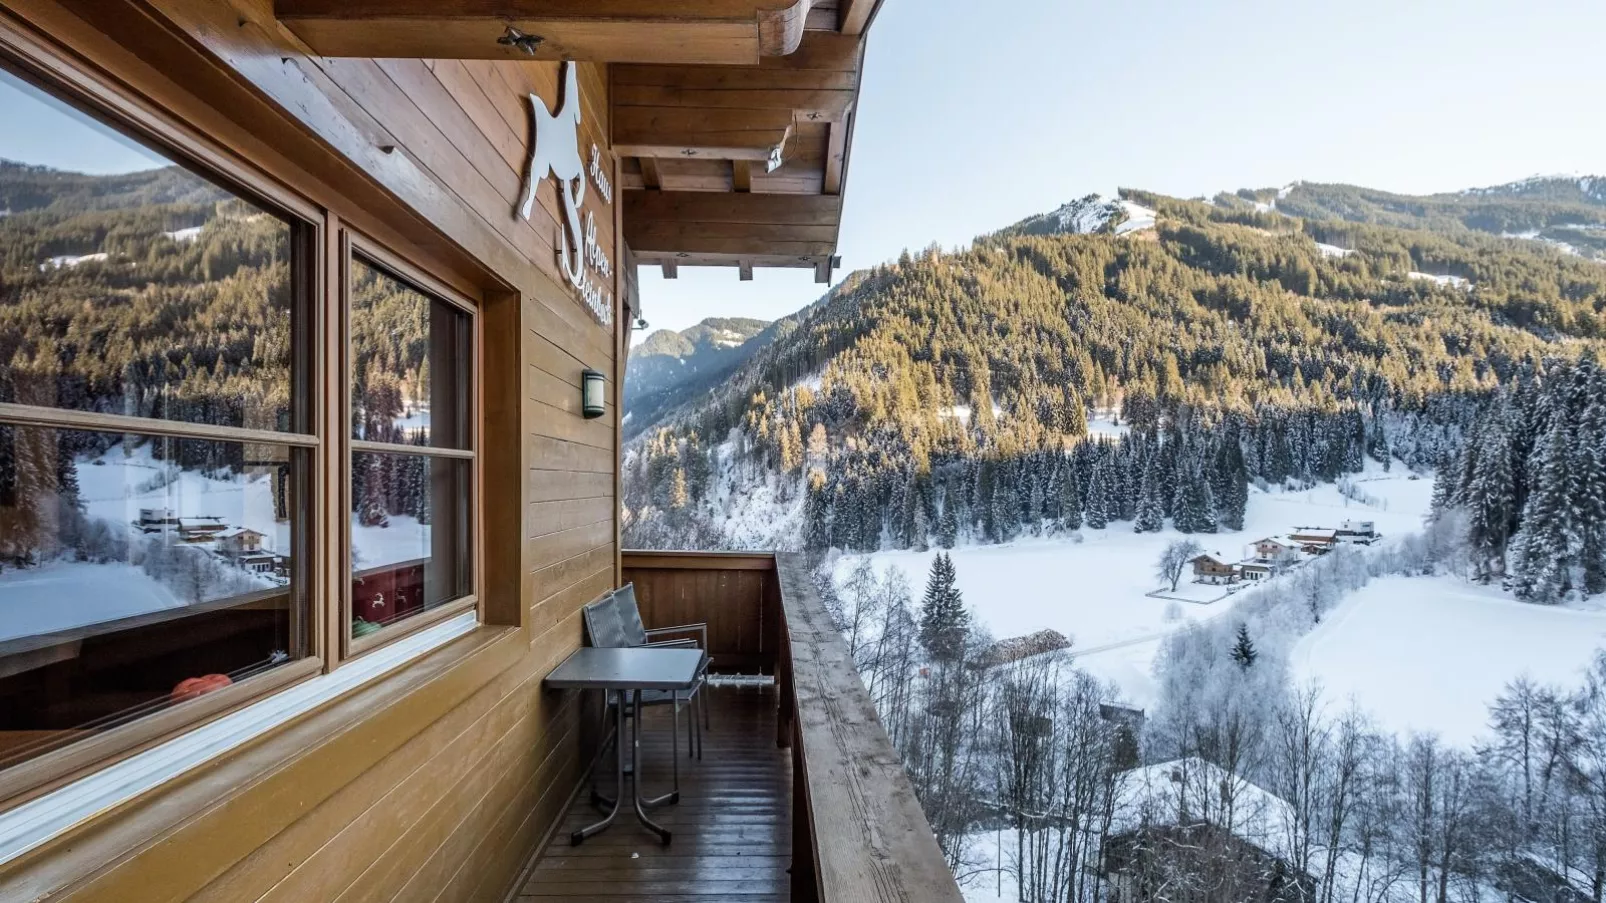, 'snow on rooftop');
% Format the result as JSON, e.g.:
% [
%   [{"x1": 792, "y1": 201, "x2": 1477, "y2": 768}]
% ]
[
  {"x1": 1113, "y1": 757, "x2": 1304, "y2": 871},
  {"x1": 163, "y1": 225, "x2": 204, "y2": 242},
  {"x1": 1315, "y1": 242, "x2": 1354, "y2": 259}
]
